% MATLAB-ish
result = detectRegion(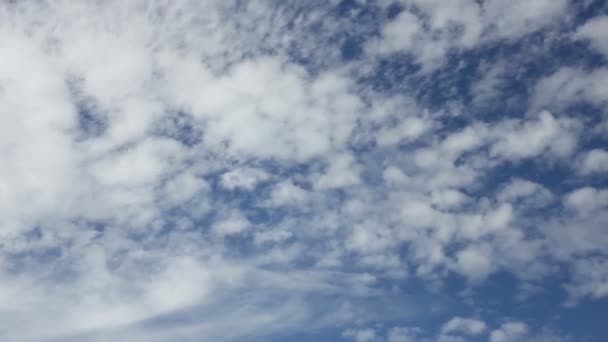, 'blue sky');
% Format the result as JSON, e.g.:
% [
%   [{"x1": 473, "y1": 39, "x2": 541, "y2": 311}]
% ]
[{"x1": 0, "y1": 1, "x2": 607, "y2": 341}]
